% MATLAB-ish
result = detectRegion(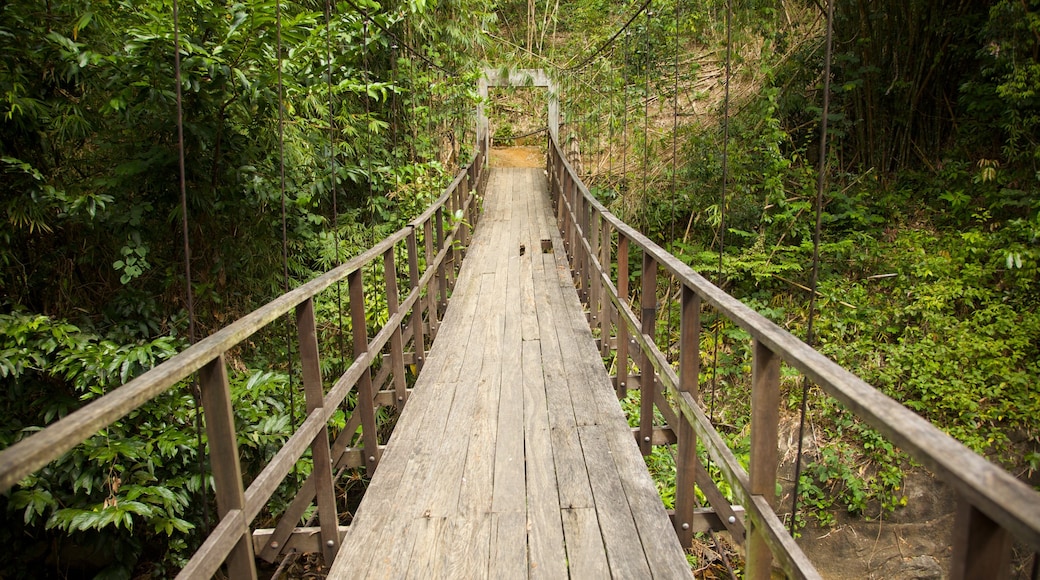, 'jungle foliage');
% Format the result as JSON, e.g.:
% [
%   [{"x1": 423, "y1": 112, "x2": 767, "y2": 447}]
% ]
[
  {"x1": 1, "y1": 0, "x2": 490, "y2": 575},
  {"x1": 492, "y1": 0, "x2": 1039, "y2": 534}
]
